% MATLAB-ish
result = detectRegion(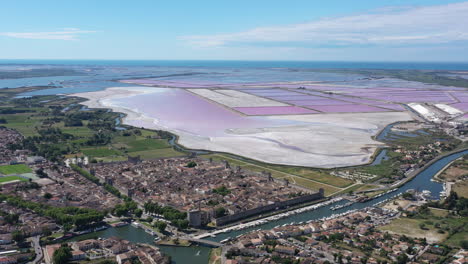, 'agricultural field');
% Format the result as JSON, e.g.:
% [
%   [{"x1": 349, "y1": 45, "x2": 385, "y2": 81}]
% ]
[
  {"x1": 82, "y1": 147, "x2": 123, "y2": 158},
  {"x1": 0, "y1": 164, "x2": 32, "y2": 175},
  {"x1": 0, "y1": 93, "x2": 186, "y2": 163}
]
